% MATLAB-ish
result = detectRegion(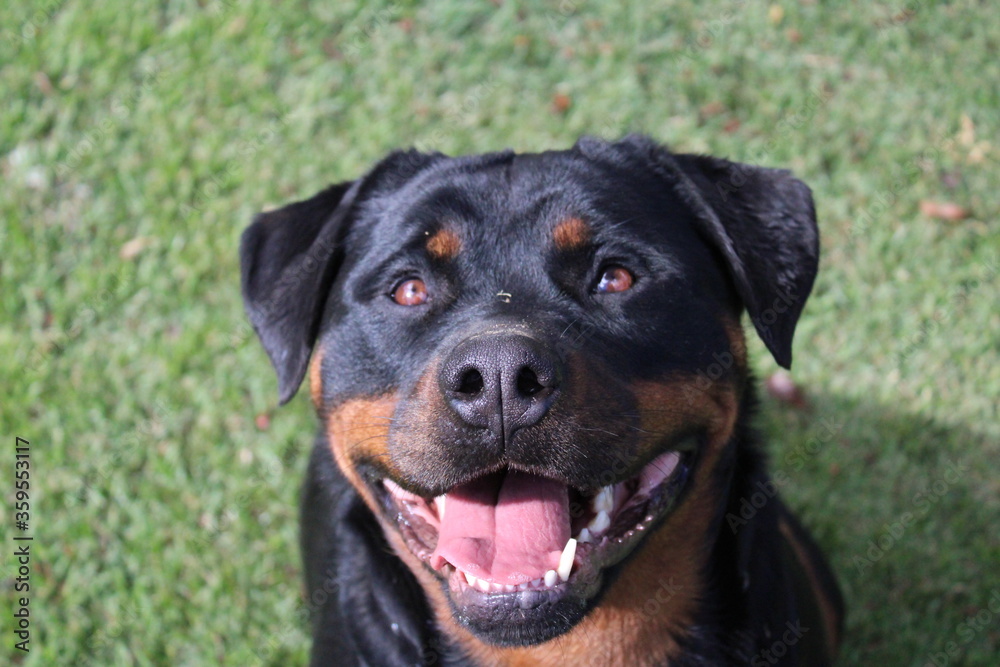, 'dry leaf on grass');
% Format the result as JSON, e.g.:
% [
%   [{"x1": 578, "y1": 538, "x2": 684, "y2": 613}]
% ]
[
  {"x1": 919, "y1": 200, "x2": 970, "y2": 222},
  {"x1": 120, "y1": 237, "x2": 151, "y2": 260}
]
